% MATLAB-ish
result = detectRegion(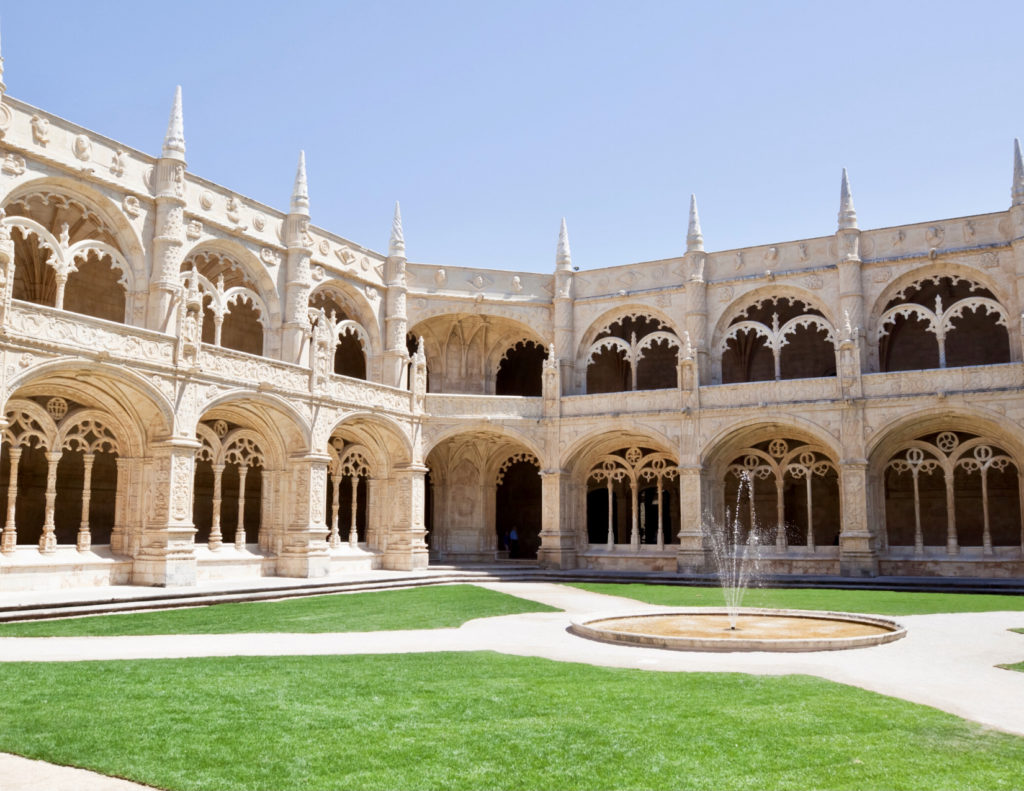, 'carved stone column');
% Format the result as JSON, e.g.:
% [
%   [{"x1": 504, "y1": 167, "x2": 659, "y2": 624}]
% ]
[
  {"x1": 76, "y1": 452, "x2": 94, "y2": 552},
  {"x1": 1, "y1": 445, "x2": 19, "y2": 554},
  {"x1": 554, "y1": 220, "x2": 576, "y2": 393},
  {"x1": 676, "y1": 465, "x2": 707, "y2": 573},
  {"x1": 131, "y1": 439, "x2": 198, "y2": 586},
  {"x1": 148, "y1": 97, "x2": 187, "y2": 335},
  {"x1": 277, "y1": 454, "x2": 331, "y2": 578},
  {"x1": 282, "y1": 159, "x2": 314, "y2": 365},
  {"x1": 381, "y1": 463, "x2": 429, "y2": 570},
  {"x1": 838, "y1": 460, "x2": 878, "y2": 577},
  {"x1": 109, "y1": 457, "x2": 128, "y2": 555},
  {"x1": 38, "y1": 450, "x2": 61, "y2": 553},
  {"x1": 382, "y1": 203, "x2": 410, "y2": 388},
  {"x1": 537, "y1": 469, "x2": 577, "y2": 569}
]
